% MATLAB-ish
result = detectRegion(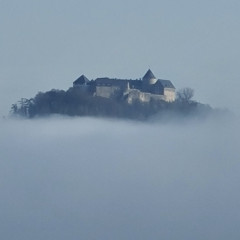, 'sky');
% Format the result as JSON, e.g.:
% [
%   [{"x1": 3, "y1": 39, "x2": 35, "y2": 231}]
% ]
[
  {"x1": 1, "y1": 2, "x2": 239, "y2": 238},
  {"x1": 0, "y1": 116, "x2": 239, "y2": 240},
  {"x1": 0, "y1": 0, "x2": 240, "y2": 116}
]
